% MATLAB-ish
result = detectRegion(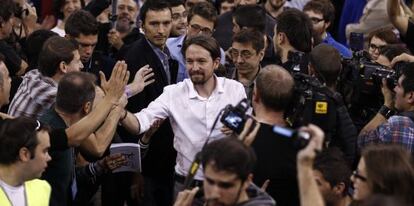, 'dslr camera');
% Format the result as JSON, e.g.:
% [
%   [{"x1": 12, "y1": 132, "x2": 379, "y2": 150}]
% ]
[
  {"x1": 220, "y1": 99, "x2": 250, "y2": 134},
  {"x1": 273, "y1": 125, "x2": 311, "y2": 150}
]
